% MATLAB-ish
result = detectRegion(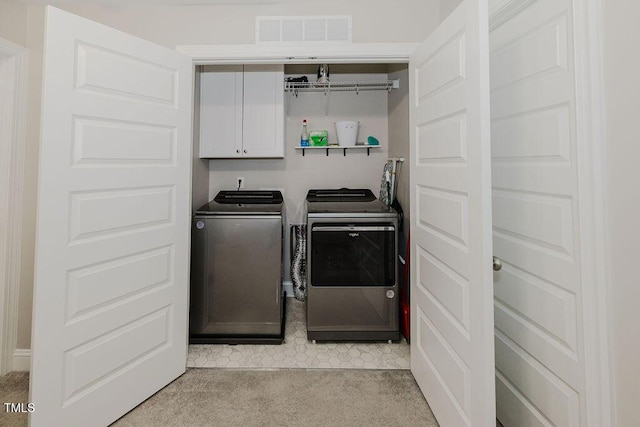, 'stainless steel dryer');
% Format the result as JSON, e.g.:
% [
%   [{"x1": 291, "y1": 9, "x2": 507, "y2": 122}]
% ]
[
  {"x1": 190, "y1": 190, "x2": 285, "y2": 344},
  {"x1": 305, "y1": 188, "x2": 399, "y2": 342}
]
